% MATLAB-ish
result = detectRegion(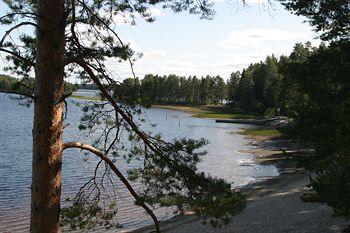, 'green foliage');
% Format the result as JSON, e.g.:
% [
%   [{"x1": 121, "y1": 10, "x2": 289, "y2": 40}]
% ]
[
  {"x1": 0, "y1": 74, "x2": 77, "y2": 97},
  {"x1": 229, "y1": 38, "x2": 350, "y2": 229},
  {"x1": 114, "y1": 74, "x2": 227, "y2": 106},
  {"x1": 77, "y1": 100, "x2": 247, "y2": 228},
  {"x1": 61, "y1": 199, "x2": 119, "y2": 230},
  {"x1": 192, "y1": 107, "x2": 255, "y2": 119},
  {"x1": 232, "y1": 55, "x2": 284, "y2": 115},
  {"x1": 239, "y1": 128, "x2": 282, "y2": 137},
  {"x1": 281, "y1": 0, "x2": 350, "y2": 41},
  {"x1": 284, "y1": 41, "x2": 350, "y2": 222},
  {"x1": 157, "y1": 173, "x2": 246, "y2": 227},
  {"x1": 1, "y1": 0, "x2": 246, "y2": 231},
  {"x1": 0, "y1": 74, "x2": 17, "y2": 91},
  {"x1": 128, "y1": 137, "x2": 246, "y2": 226},
  {"x1": 71, "y1": 94, "x2": 101, "y2": 101},
  {"x1": 226, "y1": 71, "x2": 241, "y2": 104}
]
